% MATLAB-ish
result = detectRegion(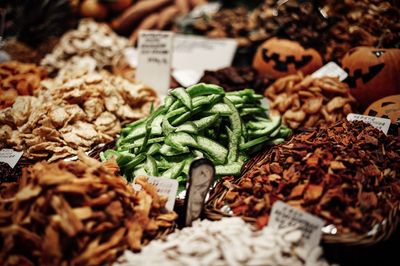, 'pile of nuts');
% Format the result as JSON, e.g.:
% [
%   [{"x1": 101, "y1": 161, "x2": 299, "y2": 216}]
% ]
[
  {"x1": 215, "y1": 121, "x2": 400, "y2": 234},
  {"x1": 199, "y1": 66, "x2": 271, "y2": 93},
  {"x1": 265, "y1": 73, "x2": 356, "y2": 129},
  {"x1": 41, "y1": 19, "x2": 128, "y2": 74},
  {"x1": 114, "y1": 217, "x2": 330, "y2": 266},
  {"x1": 0, "y1": 61, "x2": 47, "y2": 109},
  {"x1": 0, "y1": 72, "x2": 158, "y2": 161},
  {"x1": 0, "y1": 153, "x2": 177, "y2": 266}
]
